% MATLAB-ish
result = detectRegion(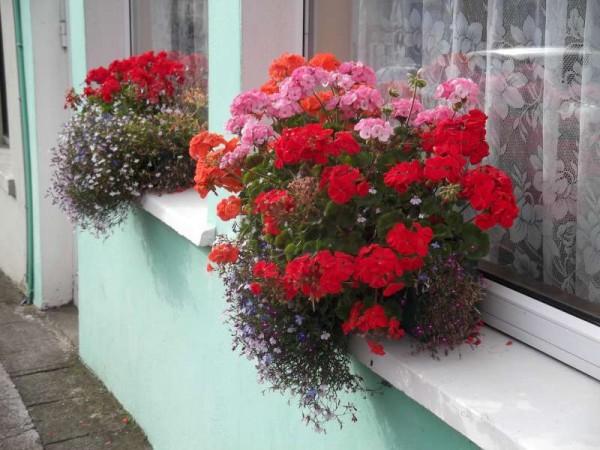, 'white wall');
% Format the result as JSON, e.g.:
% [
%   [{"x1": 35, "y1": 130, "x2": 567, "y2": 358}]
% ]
[
  {"x1": 0, "y1": 0, "x2": 27, "y2": 288},
  {"x1": 29, "y1": 0, "x2": 74, "y2": 307}
]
